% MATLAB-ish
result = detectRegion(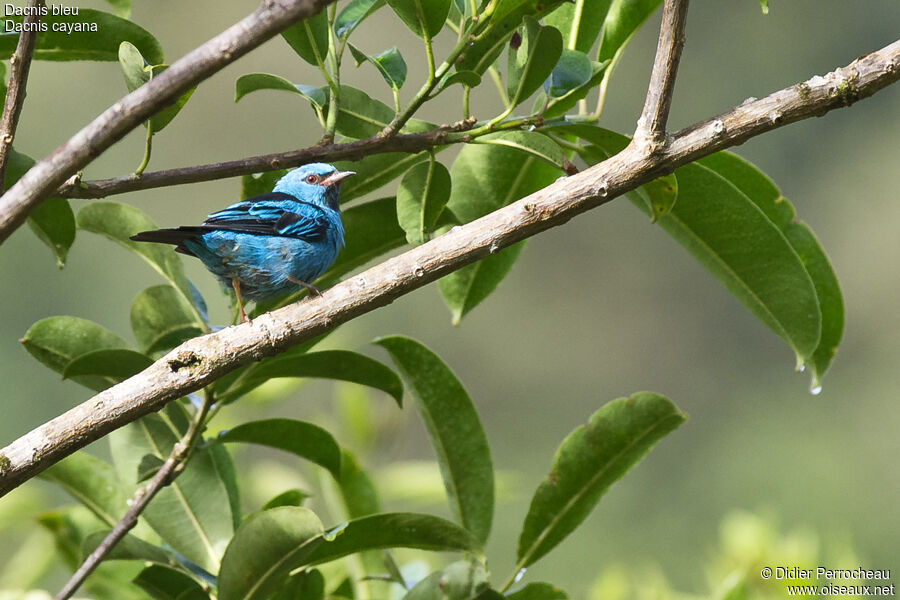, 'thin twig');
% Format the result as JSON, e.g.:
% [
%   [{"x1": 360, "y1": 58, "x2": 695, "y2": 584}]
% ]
[
  {"x1": 0, "y1": 0, "x2": 45, "y2": 192},
  {"x1": 53, "y1": 393, "x2": 215, "y2": 600},
  {"x1": 634, "y1": 0, "x2": 690, "y2": 152},
  {"x1": 1, "y1": 40, "x2": 898, "y2": 498},
  {"x1": 0, "y1": 0, "x2": 336, "y2": 245}
]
